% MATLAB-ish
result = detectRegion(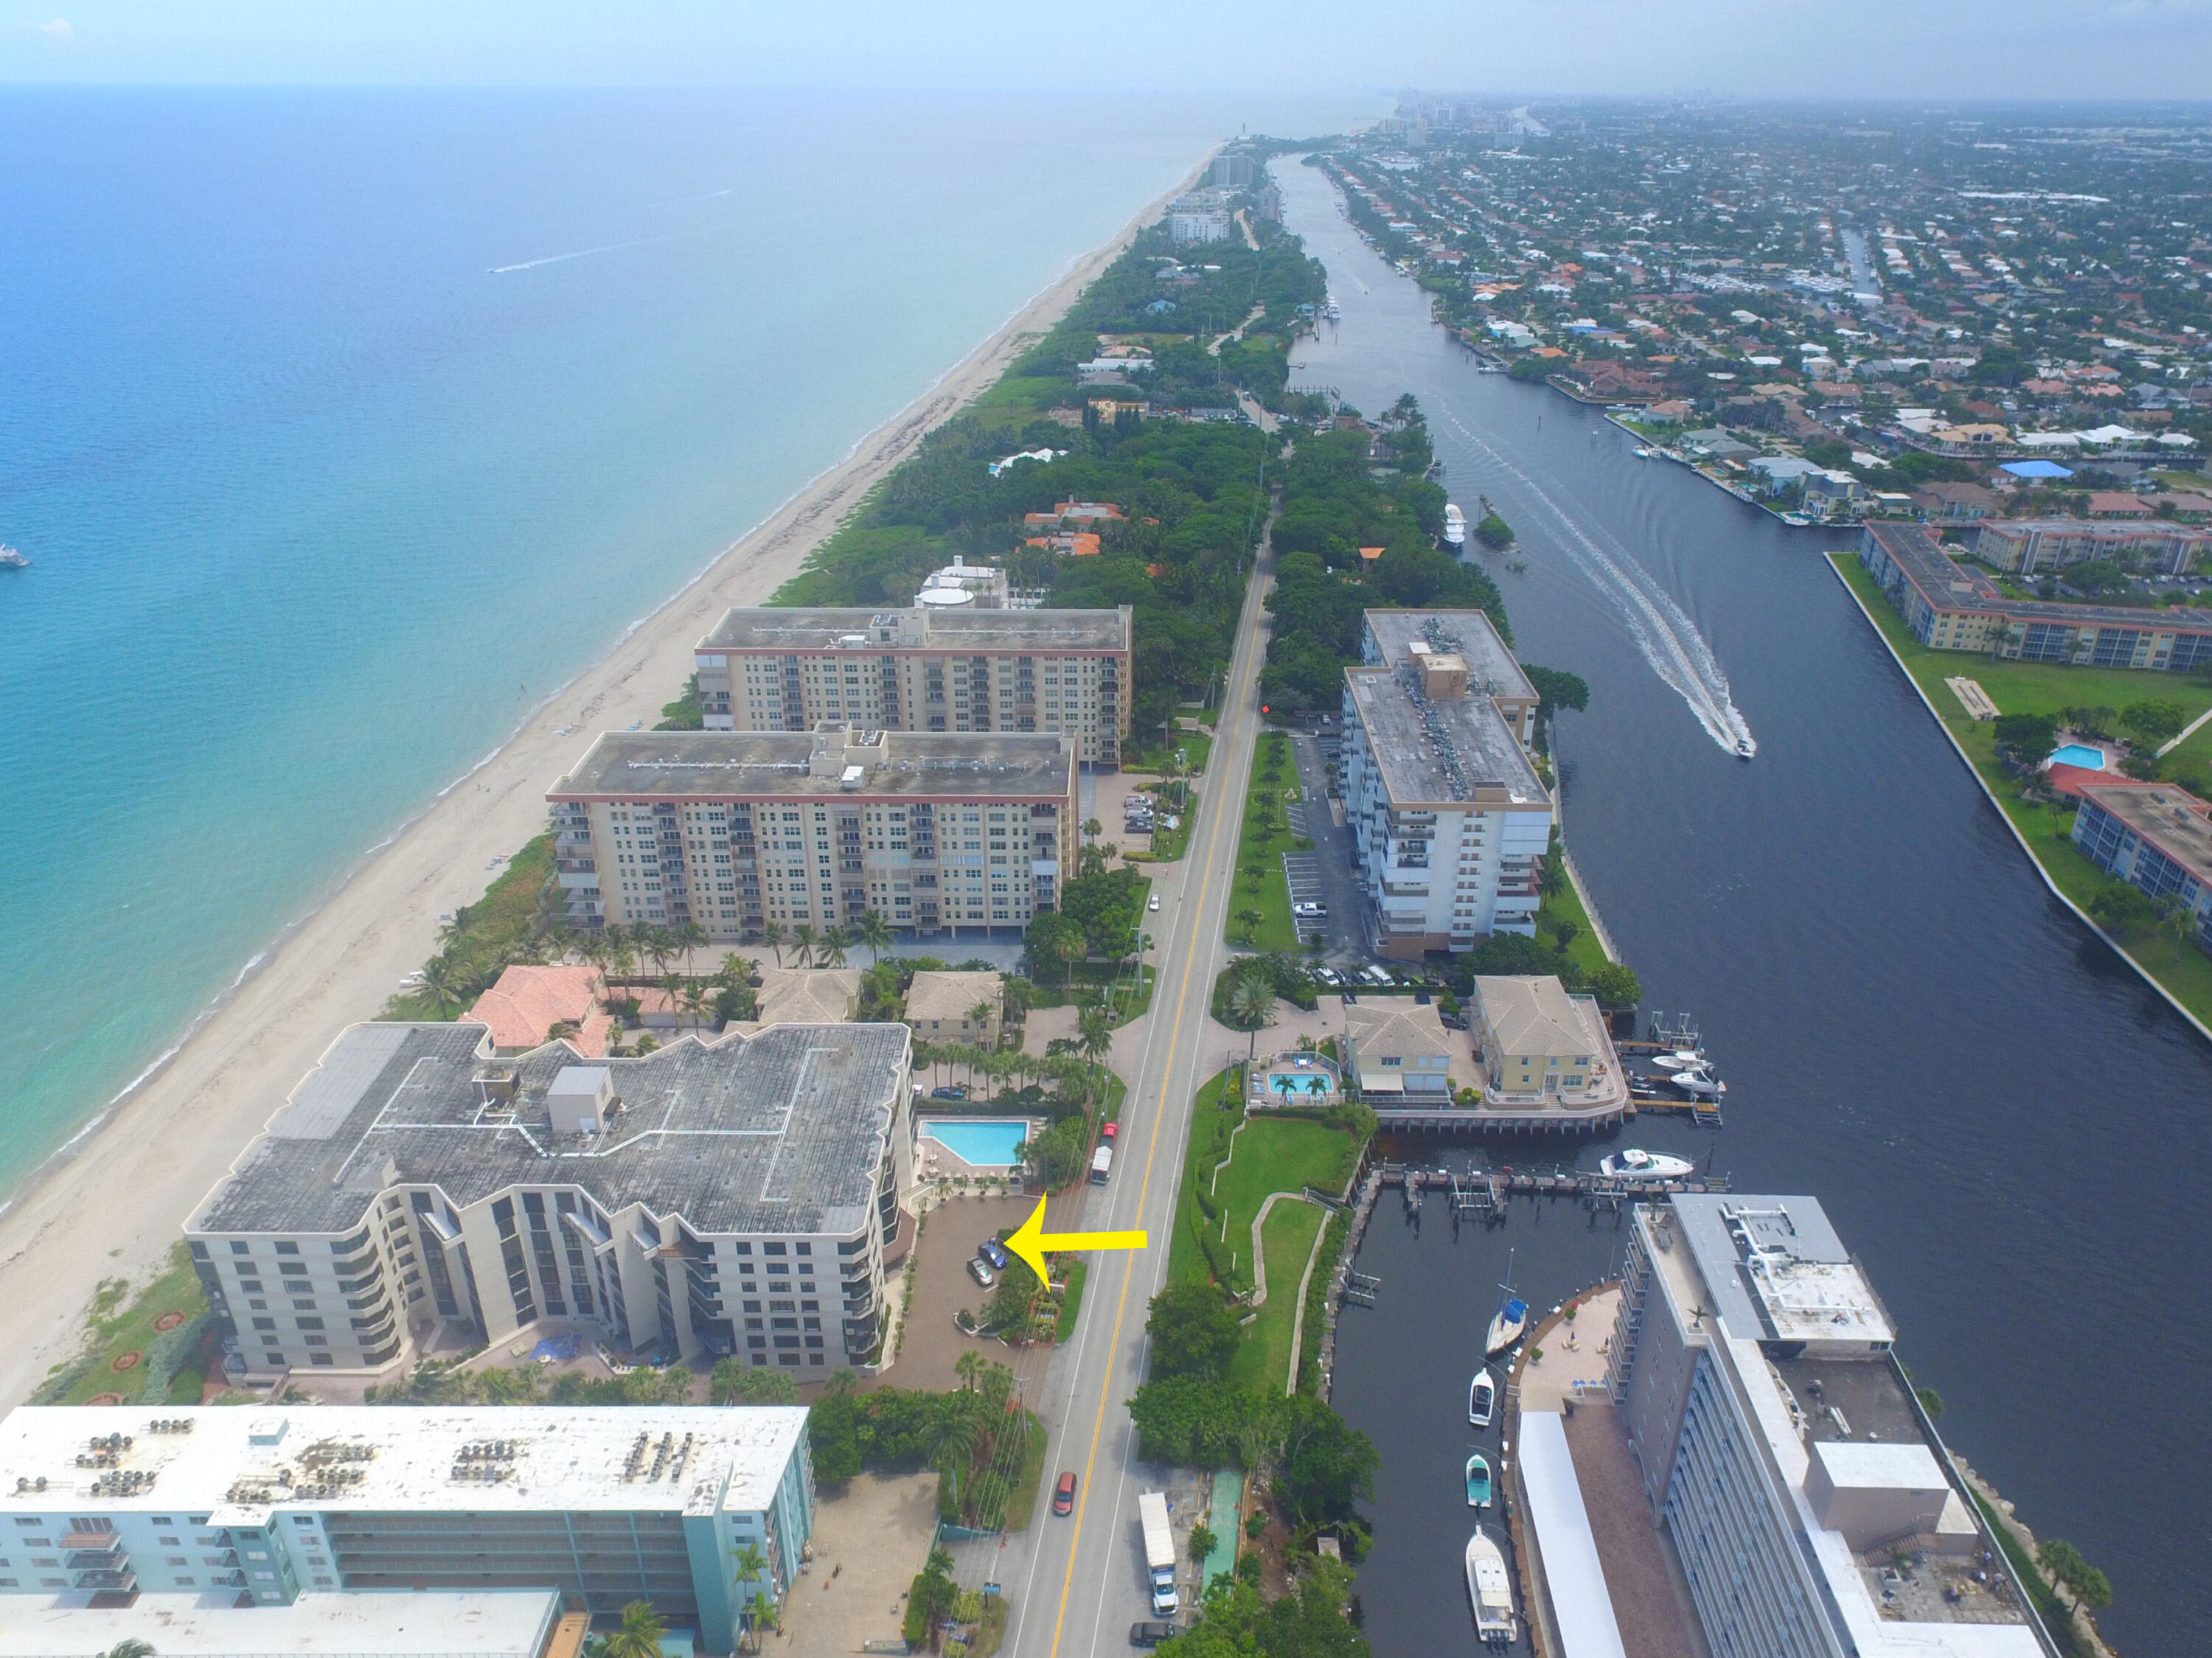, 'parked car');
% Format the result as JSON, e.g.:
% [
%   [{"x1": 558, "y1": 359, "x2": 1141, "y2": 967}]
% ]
[
  {"x1": 1130, "y1": 1623, "x2": 1179, "y2": 1648},
  {"x1": 1147, "y1": 894, "x2": 1161, "y2": 911},
  {"x1": 931, "y1": 1086, "x2": 967, "y2": 1101},
  {"x1": 1292, "y1": 901, "x2": 1328, "y2": 919},
  {"x1": 1102, "y1": 1120, "x2": 1118, "y2": 1140},
  {"x1": 1314, "y1": 966, "x2": 1342, "y2": 986},
  {"x1": 977, "y1": 1239, "x2": 1009, "y2": 1271},
  {"x1": 967, "y1": 1258, "x2": 996, "y2": 1289},
  {"x1": 1053, "y1": 1471, "x2": 1078, "y2": 1516}
]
